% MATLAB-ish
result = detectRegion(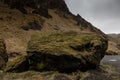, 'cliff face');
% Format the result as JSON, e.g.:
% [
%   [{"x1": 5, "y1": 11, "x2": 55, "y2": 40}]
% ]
[
  {"x1": 4, "y1": 0, "x2": 69, "y2": 10},
  {"x1": 4, "y1": 0, "x2": 70, "y2": 16},
  {"x1": 1, "y1": 0, "x2": 106, "y2": 35},
  {"x1": 0, "y1": 0, "x2": 108, "y2": 73}
]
